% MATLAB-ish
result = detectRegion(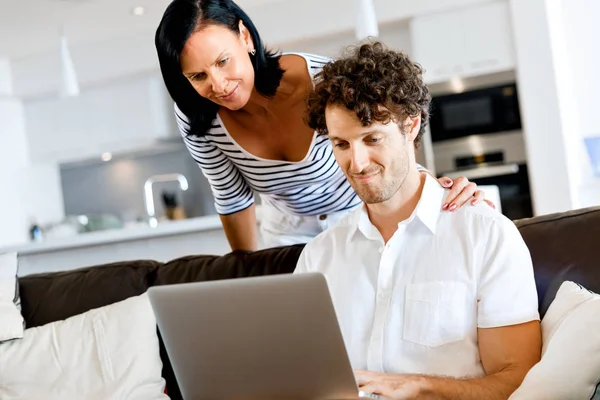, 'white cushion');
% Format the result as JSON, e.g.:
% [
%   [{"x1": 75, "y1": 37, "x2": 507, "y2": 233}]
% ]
[
  {"x1": 509, "y1": 281, "x2": 600, "y2": 400},
  {"x1": 0, "y1": 293, "x2": 168, "y2": 400},
  {"x1": 0, "y1": 252, "x2": 23, "y2": 342}
]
